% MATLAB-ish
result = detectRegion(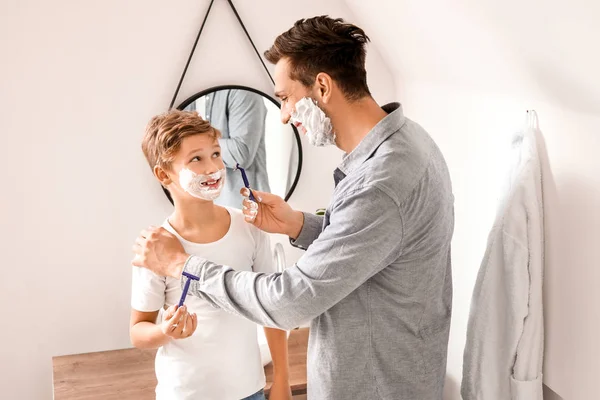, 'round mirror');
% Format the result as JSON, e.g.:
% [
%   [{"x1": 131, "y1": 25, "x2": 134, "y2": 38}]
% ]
[{"x1": 164, "y1": 85, "x2": 302, "y2": 209}]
